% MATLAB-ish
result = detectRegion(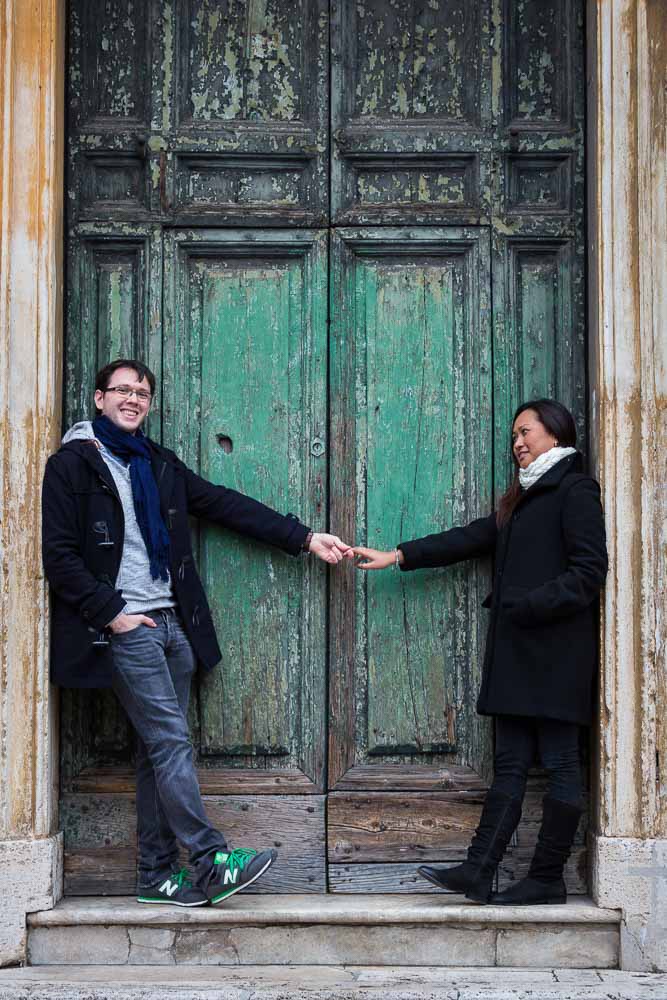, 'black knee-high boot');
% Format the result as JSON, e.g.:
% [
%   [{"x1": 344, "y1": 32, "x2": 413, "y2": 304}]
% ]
[
  {"x1": 491, "y1": 795, "x2": 582, "y2": 905},
  {"x1": 418, "y1": 789, "x2": 522, "y2": 903}
]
